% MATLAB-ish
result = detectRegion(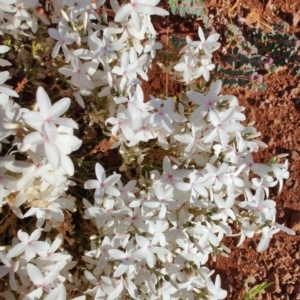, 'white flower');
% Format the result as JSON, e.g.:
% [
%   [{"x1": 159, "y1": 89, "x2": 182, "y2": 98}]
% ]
[
  {"x1": 106, "y1": 104, "x2": 138, "y2": 141},
  {"x1": 239, "y1": 186, "x2": 276, "y2": 223},
  {"x1": 0, "y1": 71, "x2": 18, "y2": 98},
  {"x1": 48, "y1": 19, "x2": 78, "y2": 62},
  {"x1": 187, "y1": 80, "x2": 236, "y2": 118},
  {"x1": 134, "y1": 236, "x2": 170, "y2": 268},
  {"x1": 272, "y1": 160, "x2": 289, "y2": 193},
  {"x1": 211, "y1": 194, "x2": 236, "y2": 222},
  {"x1": 166, "y1": 210, "x2": 187, "y2": 241},
  {"x1": 174, "y1": 123, "x2": 207, "y2": 156},
  {"x1": 204, "y1": 108, "x2": 245, "y2": 148},
  {"x1": 7, "y1": 229, "x2": 49, "y2": 261},
  {"x1": 146, "y1": 185, "x2": 178, "y2": 218},
  {"x1": 108, "y1": 239, "x2": 135, "y2": 277},
  {"x1": 147, "y1": 219, "x2": 168, "y2": 247},
  {"x1": 36, "y1": 234, "x2": 72, "y2": 262},
  {"x1": 206, "y1": 274, "x2": 227, "y2": 299},
  {"x1": 90, "y1": 28, "x2": 124, "y2": 60},
  {"x1": 84, "y1": 163, "x2": 121, "y2": 203},
  {"x1": 22, "y1": 125, "x2": 82, "y2": 174},
  {"x1": 0, "y1": 251, "x2": 19, "y2": 290},
  {"x1": 257, "y1": 226, "x2": 280, "y2": 252},
  {"x1": 198, "y1": 56, "x2": 215, "y2": 82},
  {"x1": 0, "y1": 165, "x2": 18, "y2": 191},
  {"x1": 0, "y1": 0, "x2": 16, "y2": 22},
  {"x1": 174, "y1": 52, "x2": 197, "y2": 84},
  {"x1": 84, "y1": 198, "x2": 115, "y2": 229},
  {"x1": 22, "y1": 86, "x2": 78, "y2": 133},
  {"x1": 112, "y1": 49, "x2": 148, "y2": 91},
  {"x1": 0, "y1": 45, "x2": 12, "y2": 66},
  {"x1": 23, "y1": 196, "x2": 76, "y2": 227},
  {"x1": 114, "y1": 0, "x2": 168, "y2": 32},
  {"x1": 26, "y1": 262, "x2": 61, "y2": 293},
  {"x1": 83, "y1": 271, "x2": 107, "y2": 299},
  {"x1": 158, "y1": 281, "x2": 178, "y2": 299},
  {"x1": 159, "y1": 156, "x2": 189, "y2": 191},
  {"x1": 149, "y1": 98, "x2": 185, "y2": 133},
  {"x1": 194, "y1": 222, "x2": 221, "y2": 247},
  {"x1": 111, "y1": 17, "x2": 146, "y2": 54},
  {"x1": 187, "y1": 26, "x2": 221, "y2": 56},
  {"x1": 175, "y1": 239, "x2": 200, "y2": 266},
  {"x1": 144, "y1": 34, "x2": 162, "y2": 59},
  {"x1": 10, "y1": 0, "x2": 41, "y2": 33},
  {"x1": 59, "y1": 55, "x2": 94, "y2": 90}
]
